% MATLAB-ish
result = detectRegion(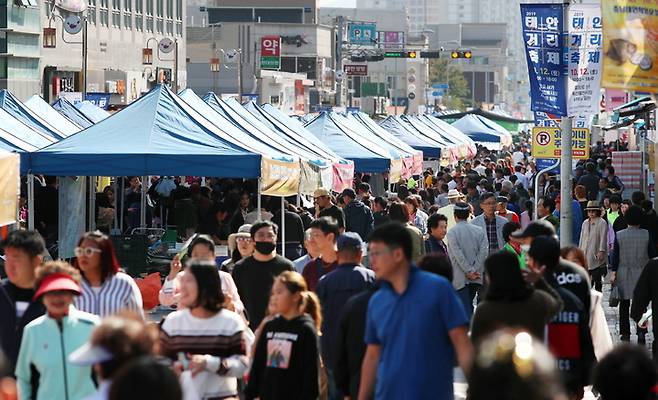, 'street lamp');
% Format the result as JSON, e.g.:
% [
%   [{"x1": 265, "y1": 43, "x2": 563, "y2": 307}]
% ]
[
  {"x1": 143, "y1": 36, "x2": 179, "y2": 92},
  {"x1": 210, "y1": 57, "x2": 220, "y2": 72},
  {"x1": 44, "y1": 6, "x2": 88, "y2": 98},
  {"x1": 43, "y1": 28, "x2": 56, "y2": 48}
]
